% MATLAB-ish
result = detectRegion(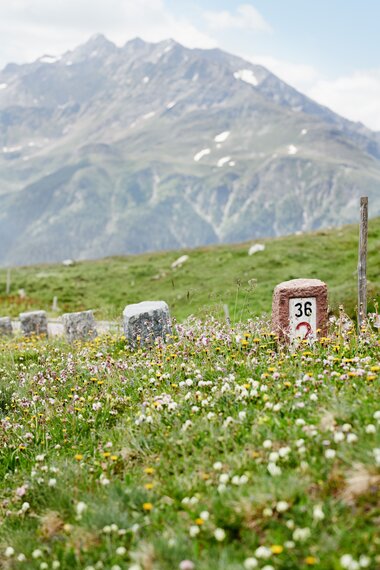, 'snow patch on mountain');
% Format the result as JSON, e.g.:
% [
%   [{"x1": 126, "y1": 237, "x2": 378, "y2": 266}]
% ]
[
  {"x1": 234, "y1": 69, "x2": 258, "y2": 87},
  {"x1": 214, "y1": 131, "x2": 230, "y2": 143},
  {"x1": 194, "y1": 148, "x2": 211, "y2": 162},
  {"x1": 217, "y1": 156, "x2": 231, "y2": 167}
]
